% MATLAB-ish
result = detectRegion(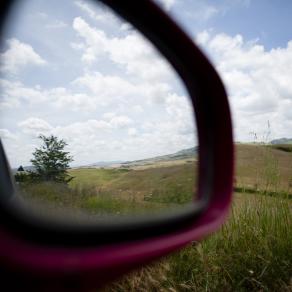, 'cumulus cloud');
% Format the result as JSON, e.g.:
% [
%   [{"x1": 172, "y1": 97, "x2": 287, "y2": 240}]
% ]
[
  {"x1": 128, "y1": 127, "x2": 137, "y2": 137},
  {"x1": 109, "y1": 115, "x2": 133, "y2": 128},
  {"x1": 196, "y1": 31, "x2": 292, "y2": 140},
  {"x1": 73, "y1": 71, "x2": 135, "y2": 100},
  {"x1": 132, "y1": 105, "x2": 144, "y2": 113},
  {"x1": 72, "y1": 17, "x2": 172, "y2": 82},
  {"x1": 0, "y1": 69, "x2": 174, "y2": 112},
  {"x1": 0, "y1": 38, "x2": 46, "y2": 74},
  {"x1": 8, "y1": 99, "x2": 196, "y2": 166},
  {"x1": 102, "y1": 112, "x2": 116, "y2": 120},
  {"x1": 153, "y1": 0, "x2": 176, "y2": 11},
  {"x1": 180, "y1": 0, "x2": 253, "y2": 26},
  {"x1": 0, "y1": 79, "x2": 48, "y2": 108},
  {"x1": 72, "y1": 17, "x2": 107, "y2": 63},
  {"x1": 75, "y1": 0, "x2": 97, "y2": 19},
  {"x1": 0, "y1": 129, "x2": 16, "y2": 140},
  {"x1": 73, "y1": 71, "x2": 173, "y2": 106},
  {"x1": 18, "y1": 118, "x2": 53, "y2": 136},
  {"x1": 0, "y1": 79, "x2": 99, "y2": 111},
  {"x1": 74, "y1": 0, "x2": 121, "y2": 25},
  {"x1": 120, "y1": 22, "x2": 133, "y2": 32},
  {"x1": 18, "y1": 115, "x2": 133, "y2": 140},
  {"x1": 0, "y1": 8, "x2": 196, "y2": 167}
]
